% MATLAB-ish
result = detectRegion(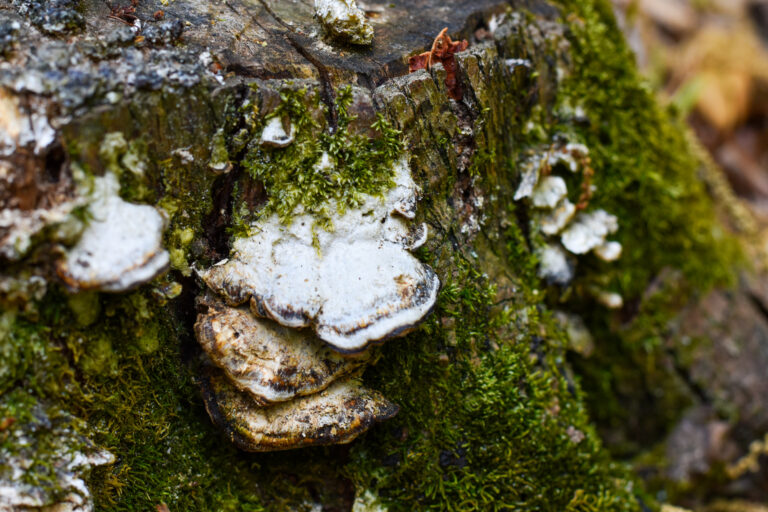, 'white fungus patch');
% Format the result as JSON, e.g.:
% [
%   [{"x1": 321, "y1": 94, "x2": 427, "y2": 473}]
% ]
[
  {"x1": 0, "y1": 401, "x2": 114, "y2": 512},
  {"x1": 536, "y1": 243, "x2": 573, "y2": 286},
  {"x1": 314, "y1": 0, "x2": 374, "y2": 45},
  {"x1": 560, "y1": 209, "x2": 619, "y2": 255},
  {"x1": 594, "y1": 240, "x2": 623, "y2": 262},
  {"x1": 259, "y1": 117, "x2": 295, "y2": 148},
  {"x1": 57, "y1": 173, "x2": 169, "y2": 292},
  {"x1": 514, "y1": 141, "x2": 622, "y2": 304},
  {"x1": 352, "y1": 490, "x2": 388, "y2": 512},
  {"x1": 539, "y1": 198, "x2": 576, "y2": 236},
  {"x1": 531, "y1": 175, "x2": 567, "y2": 209},
  {"x1": 595, "y1": 289, "x2": 624, "y2": 309},
  {"x1": 203, "y1": 158, "x2": 439, "y2": 353},
  {"x1": 0, "y1": 201, "x2": 84, "y2": 261}
]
